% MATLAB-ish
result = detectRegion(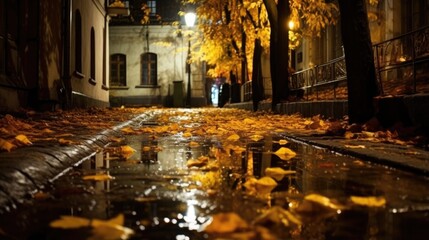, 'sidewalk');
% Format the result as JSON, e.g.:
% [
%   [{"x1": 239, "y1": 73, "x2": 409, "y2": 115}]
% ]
[{"x1": 0, "y1": 109, "x2": 149, "y2": 212}]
